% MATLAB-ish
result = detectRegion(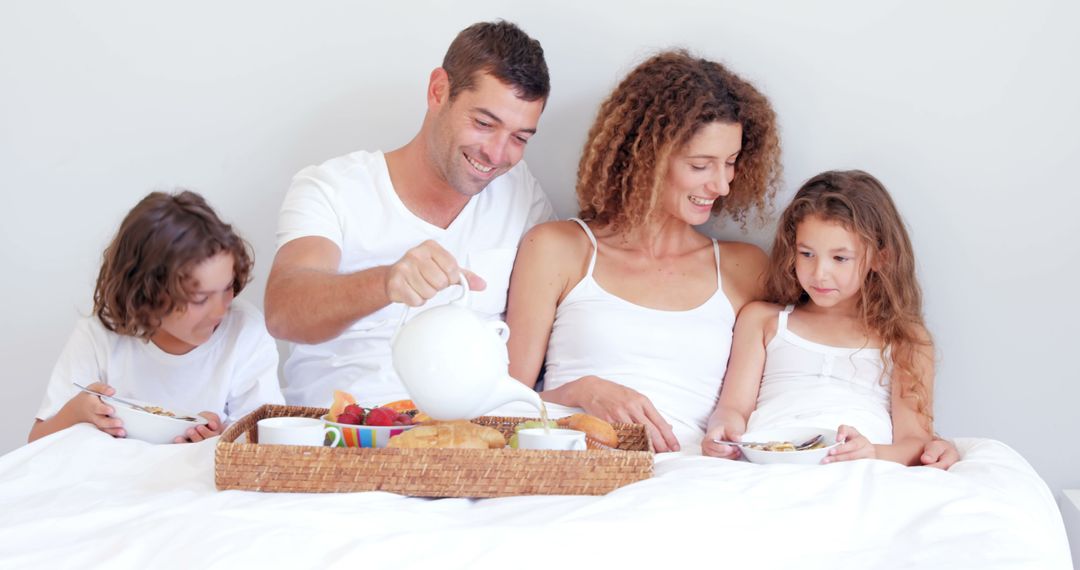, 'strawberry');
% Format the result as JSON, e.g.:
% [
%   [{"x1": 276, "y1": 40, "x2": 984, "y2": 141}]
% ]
[
  {"x1": 343, "y1": 404, "x2": 367, "y2": 423},
  {"x1": 364, "y1": 407, "x2": 396, "y2": 427},
  {"x1": 393, "y1": 413, "x2": 414, "y2": 426},
  {"x1": 336, "y1": 412, "x2": 362, "y2": 425}
]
